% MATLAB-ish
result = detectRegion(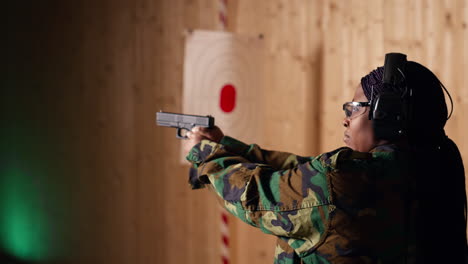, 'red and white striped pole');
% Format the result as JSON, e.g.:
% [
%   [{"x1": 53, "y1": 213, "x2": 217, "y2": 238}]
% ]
[
  {"x1": 220, "y1": 212, "x2": 230, "y2": 264},
  {"x1": 218, "y1": 2, "x2": 230, "y2": 263},
  {"x1": 218, "y1": 0, "x2": 228, "y2": 31}
]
